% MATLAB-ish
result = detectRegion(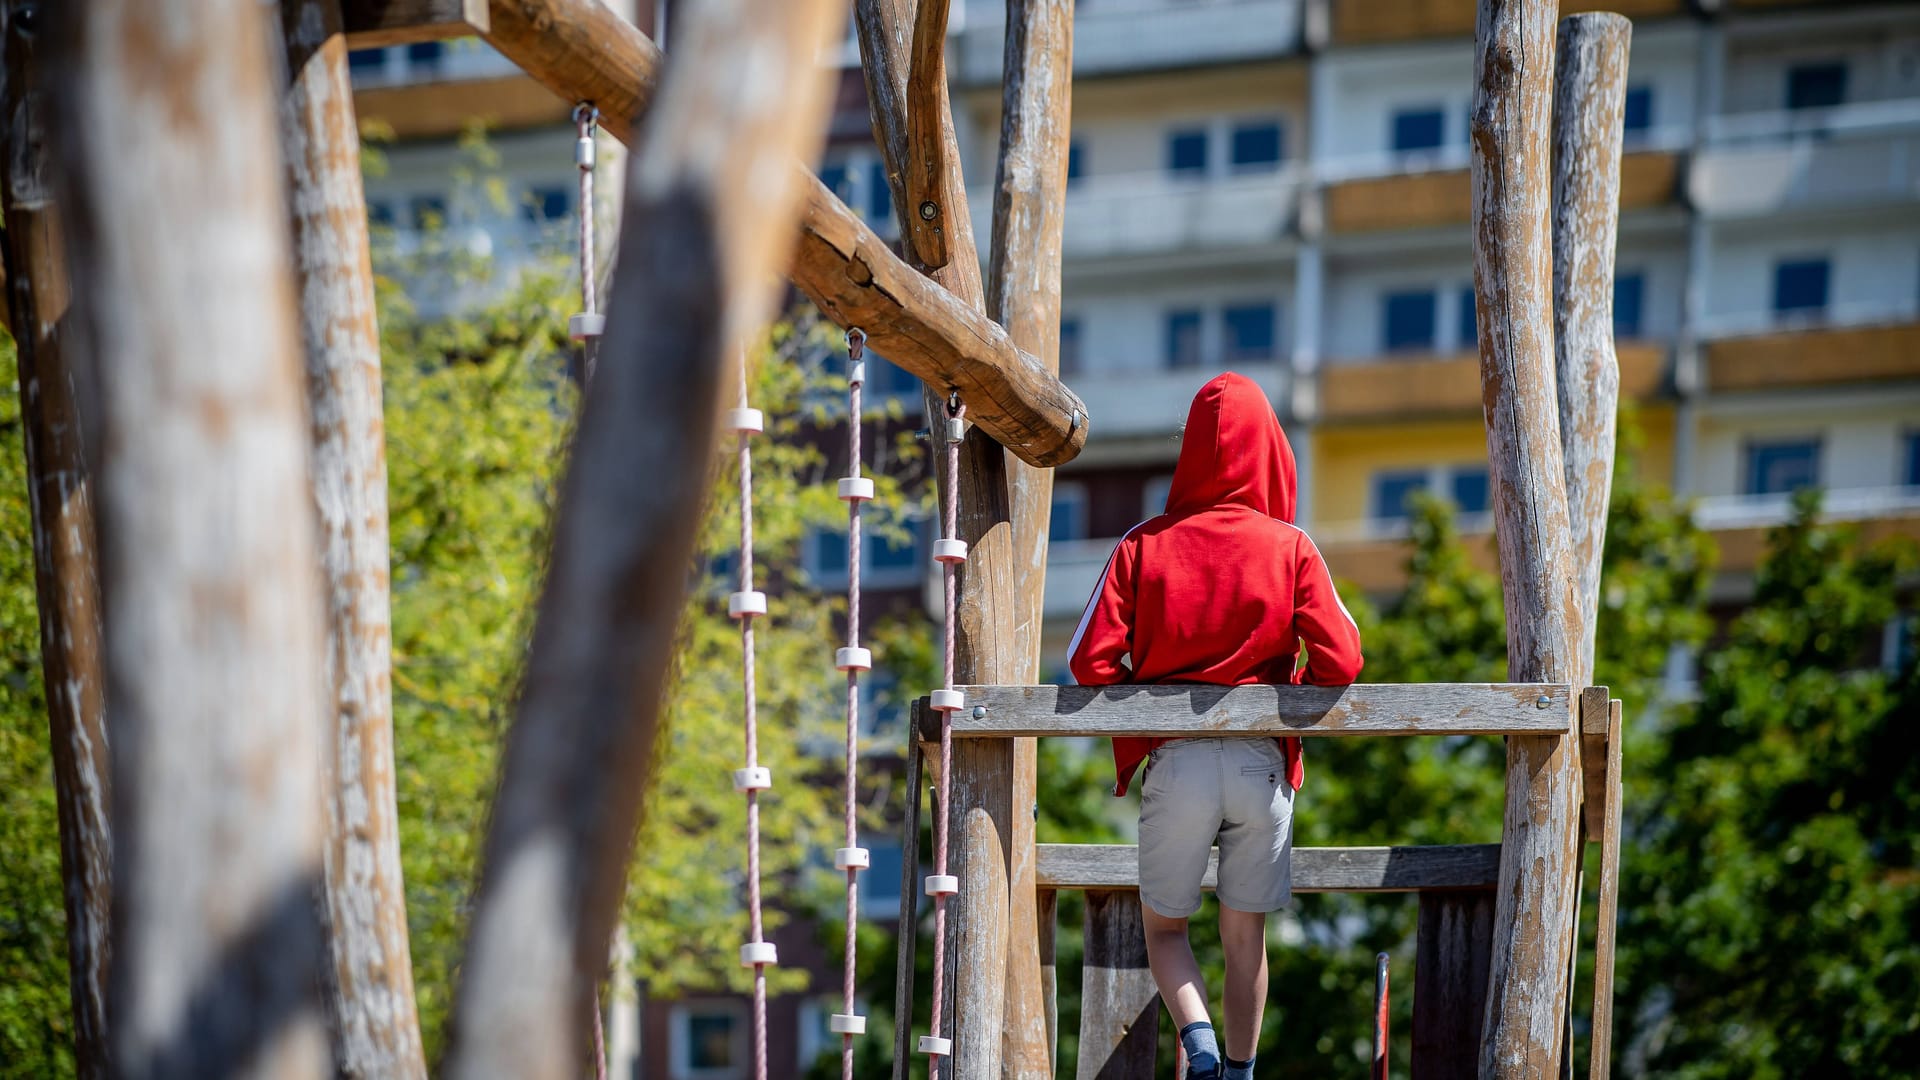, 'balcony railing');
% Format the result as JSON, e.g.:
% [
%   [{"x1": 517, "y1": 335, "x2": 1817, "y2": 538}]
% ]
[
  {"x1": 1695, "y1": 298, "x2": 1920, "y2": 342},
  {"x1": 1690, "y1": 97, "x2": 1920, "y2": 219},
  {"x1": 955, "y1": 0, "x2": 1302, "y2": 85},
  {"x1": 971, "y1": 167, "x2": 1304, "y2": 262},
  {"x1": 1692, "y1": 486, "x2": 1920, "y2": 532}
]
